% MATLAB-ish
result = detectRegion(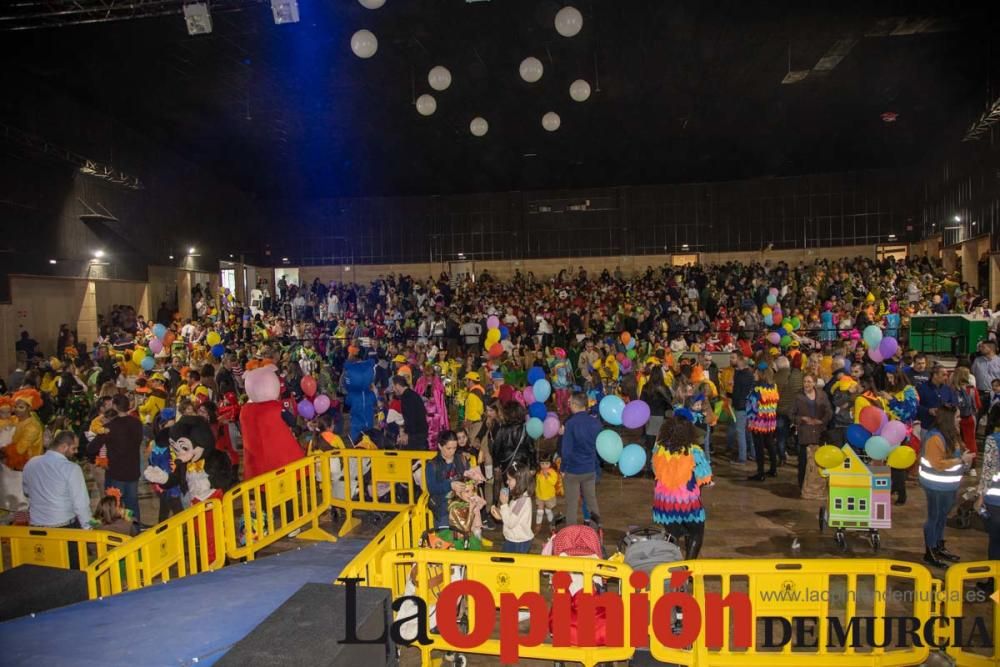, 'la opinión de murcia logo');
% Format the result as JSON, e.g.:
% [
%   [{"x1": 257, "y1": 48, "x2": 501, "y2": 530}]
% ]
[{"x1": 339, "y1": 572, "x2": 994, "y2": 664}]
